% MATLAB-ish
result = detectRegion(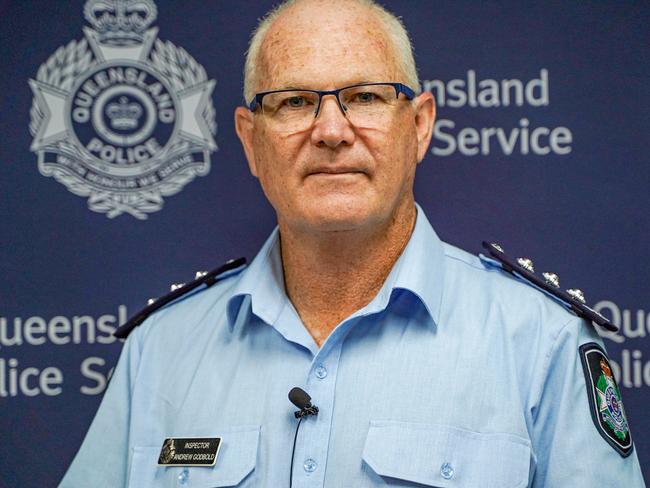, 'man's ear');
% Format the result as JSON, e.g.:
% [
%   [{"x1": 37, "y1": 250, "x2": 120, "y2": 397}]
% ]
[
  {"x1": 413, "y1": 91, "x2": 436, "y2": 163},
  {"x1": 234, "y1": 106, "x2": 259, "y2": 177}
]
